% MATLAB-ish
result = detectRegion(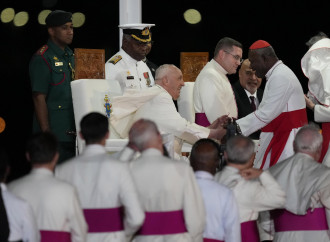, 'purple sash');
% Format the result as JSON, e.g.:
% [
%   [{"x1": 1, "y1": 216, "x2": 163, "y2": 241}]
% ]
[
  {"x1": 241, "y1": 220, "x2": 260, "y2": 242},
  {"x1": 138, "y1": 210, "x2": 187, "y2": 235},
  {"x1": 272, "y1": 208, "x2": 329, "y2": 232},
  {"x1": 40, "y1": 230, "x2": 71, "y2": 242},
  {"x1": 83, "y1": 207, "x2": 124, "y2": 233},
  {"x1": 195, "y1": 113, "x2": 210, "y2": 127},
  {"x1": 204, "y1": 238, "x2": 225, "y2": 242}
]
